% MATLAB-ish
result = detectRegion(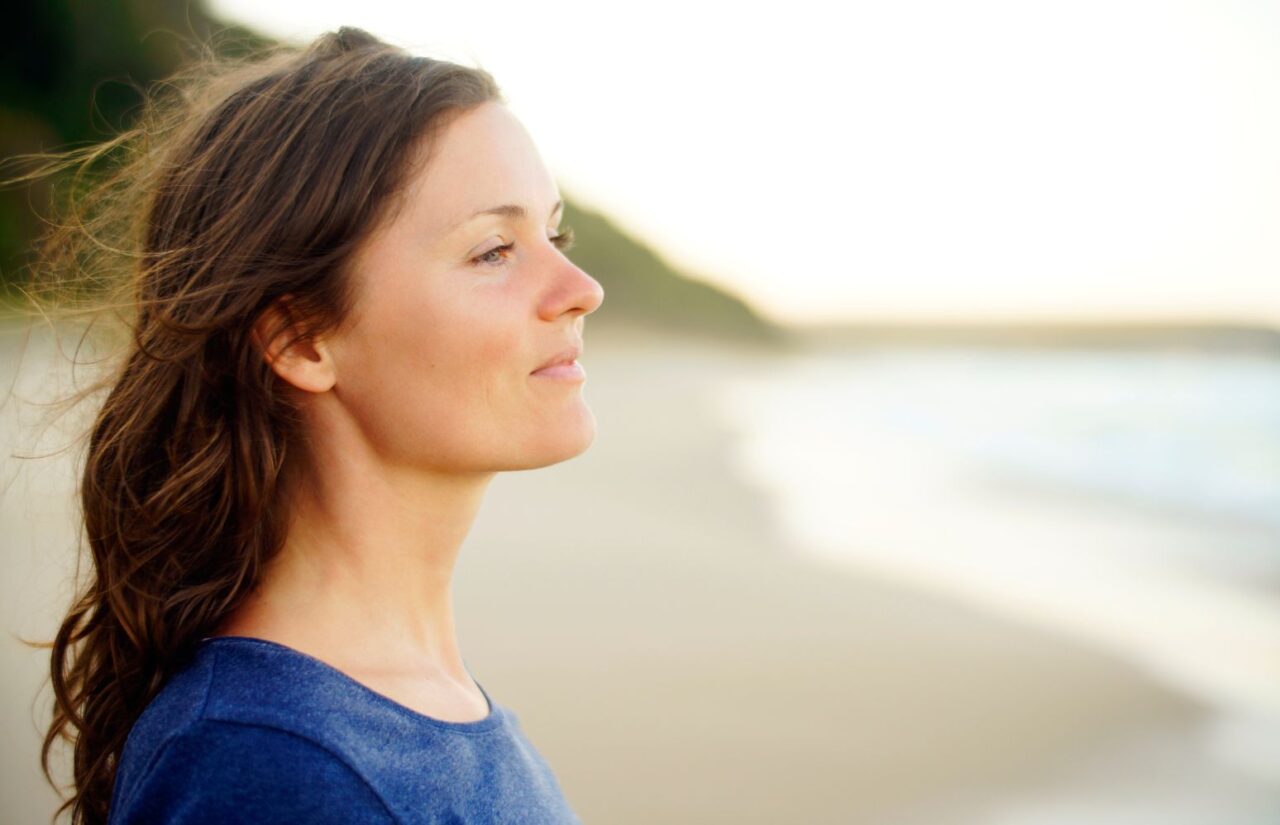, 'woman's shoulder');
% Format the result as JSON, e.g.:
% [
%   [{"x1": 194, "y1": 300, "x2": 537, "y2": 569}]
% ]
[
  {"x1": 112, "y1": 637, "x2": 583, "y2": 825},
  {"x1": 110, "y1": 639, "x2": 399, "y2": 823},
  {"x1": 112, "y1": 636, "x2": 509, "y2": 802},
  {"x1": 109, "y1": 716, "x2": 396, "y2": 824},
  {"x1": 119, "y1": 637, "x2": 507, "y2": 769}
]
